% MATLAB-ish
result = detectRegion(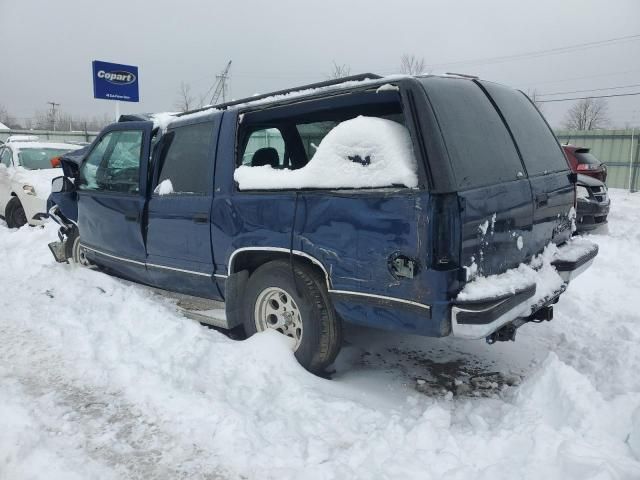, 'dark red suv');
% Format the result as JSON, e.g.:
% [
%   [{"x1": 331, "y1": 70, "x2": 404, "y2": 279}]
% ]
[{"x1": 562, "y1": 145, "x2": 607, "y2": 182}]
